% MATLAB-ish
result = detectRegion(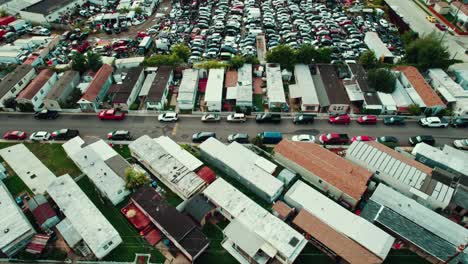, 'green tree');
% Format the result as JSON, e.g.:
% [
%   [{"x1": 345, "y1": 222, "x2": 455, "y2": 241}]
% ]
[
  {"x1": 358, "y1": 50, "x2": 378, "y2": 69},
  {"x1": 125, "y1": 167, "x2": 149, "y2": 190},
  {"x1": 367, "y1": 68, "x2": 396, "y2": 93},
  {"x1": 315, "y1": 48, "x2": 332, "y2": 63},
  {"x1": 229, "y1": 55, "x2": 246, "y2": 69},
  {"x1": 118, "y1": 7, "x2": 129, "y2": 14},
  {"x1": 71, "y1": 52, "x2": 87, "y2": 73},
  {"x1": 196, "y1": 60, "x2": 227, "y2": 69},
  {"x1": 143, "y1": 54, "x2": 182, "y2": 67},
  {"x1": 408, "y1": 104, "x2": 422, "y2": 116},
  {"x1": 244, "y1": 55, "x2": 260, "y2": 65},
  {"x1": 133, "y1": 6, "x2": 143, "y2": 15},
  {"x1": 17, "y1": 102, "x2": 34, "y2": 112},
  {"x1": 404, "y1": 33, "x2": 451, "y2": 71},
  {"x1": 294, "y1": 44, "x2": 318, "y2": 64},
  {"x1": 171, "y1": 44, "x2": 191, "y2": 62},
  {"x1": 2, "y1": 97, "x2": 17, "y2": 109},
  {"x1": 86, "y1": 52, "x2": 103, "y2": 72},
  {"x1": 401, "y1": 30, "x2": 418, "y2": 46},
  {"x1": 0, "y1": 9, "x2": 7, "y2": 17},
  {"x1": 60, "y1": 88, "x2": 82, "y2": 109},
  {"x1": 266, "y1": 45, "x2": 296, "y2": 70}
]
